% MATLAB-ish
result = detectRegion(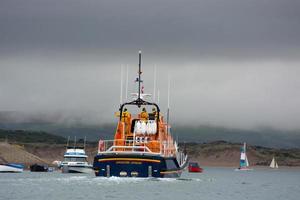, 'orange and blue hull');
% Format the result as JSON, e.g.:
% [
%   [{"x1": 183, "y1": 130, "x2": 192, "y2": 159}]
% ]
[{"x1": 93, "y1": 154, "x2": 186, "y2": 178}]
